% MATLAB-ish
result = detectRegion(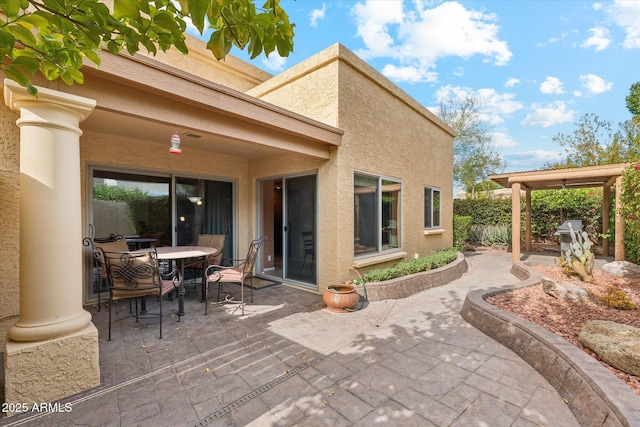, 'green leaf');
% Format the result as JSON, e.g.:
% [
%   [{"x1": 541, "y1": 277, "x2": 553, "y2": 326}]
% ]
[
  {"x1": 7, "y1": 23, "x2": 37, "y2": 46},
  {"x1": 187, "y1": 0, "x2": 207, "y2": 33},
  {"x1": 113, "y1": 0, "x2": 140, "y2": 20}
]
